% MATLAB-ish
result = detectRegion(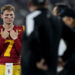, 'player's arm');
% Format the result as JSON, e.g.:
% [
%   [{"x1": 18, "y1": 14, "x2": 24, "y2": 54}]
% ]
[
  {"x1": 0, "y1": 29, "x2": 9, "y2": 53},
  {"x1": 14, "y1": 32, "x2": 22, "y2": 55},
  {"x1": 14, "y1": 26, "x2": 25, "y2": 55}
]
